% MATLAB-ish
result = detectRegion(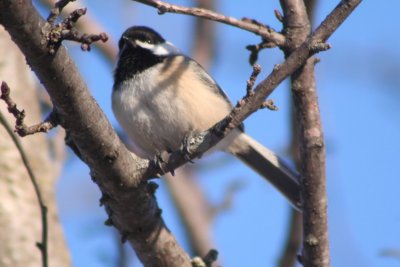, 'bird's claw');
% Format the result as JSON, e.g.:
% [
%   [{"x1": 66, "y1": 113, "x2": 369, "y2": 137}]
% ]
[{"x1": 154, "y1": 150, "x2": 175, "y2": 176}]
